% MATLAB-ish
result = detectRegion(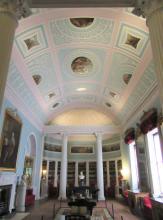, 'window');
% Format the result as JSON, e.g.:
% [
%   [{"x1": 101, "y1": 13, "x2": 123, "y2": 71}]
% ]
[
  {"x1": 129, "y1": 141, "x2": 139, "y2": 190},
  {"x1": 147, "y1": 128, "x2": 163, "y2": 197}
]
